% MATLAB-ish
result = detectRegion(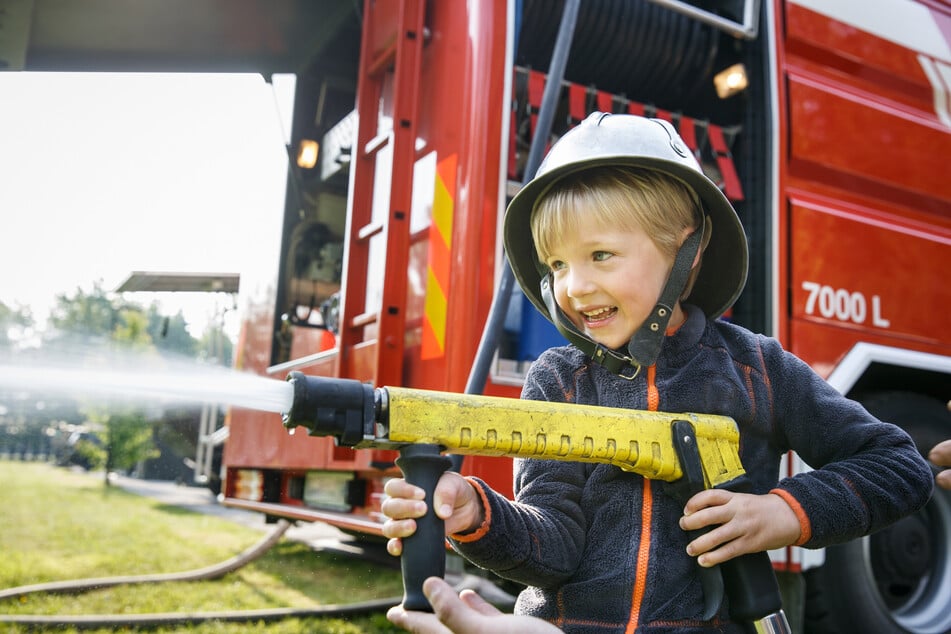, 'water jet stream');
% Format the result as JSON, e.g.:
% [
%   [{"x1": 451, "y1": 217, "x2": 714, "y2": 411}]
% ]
[{"x1": 0, "y1": 361, "x2": 294, "y2": 414}]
